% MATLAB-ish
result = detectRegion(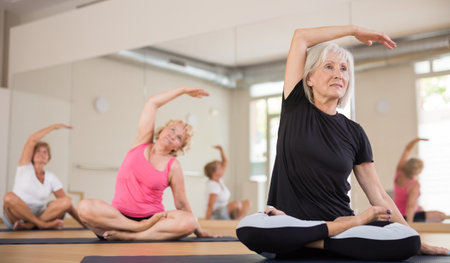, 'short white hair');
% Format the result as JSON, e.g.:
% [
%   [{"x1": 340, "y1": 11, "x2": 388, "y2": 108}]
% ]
[{"x1": 302, "y1": 42, "x2": 355, "y2": 109}]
